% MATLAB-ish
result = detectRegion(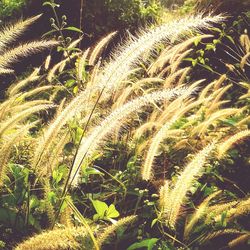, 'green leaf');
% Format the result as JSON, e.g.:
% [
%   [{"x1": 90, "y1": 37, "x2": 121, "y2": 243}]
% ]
[
  {"x1": 92, "y1": 200, "x2": 108, "y2": 218},
  {"x1": 93, "y1": 214, "x2": 100, "y2": 221},
  {"x1": 65, "y1": 79, "x2": 76, "y2": 88},
  {"x1": 43, "y1": 2, "x2": 60, "y2": 8},
  {"x1": 205, "y1": 43, "x2": 216, "y2": 51},
  {"x1": 194, "y1": 37, "x2": 201, "y2": 46},
  {"x1": 29, "y1": 195, "x2": 39, "y2": 209},
  {"x1": 106, "y1": 204, "x2": 120, "y2": 218},
  {"x1": 192, "y1": 59, "x2": 198, "y2": 67},
  {"x1": 127, "y1": 238, "x2": 159, "y2": 250},
  {"x1": 64, "y1": 27, "x2": 83, "y2": 33},
  {"x1": 220, "y1": 211, "x2": 228, "y2": 227},
  {"x1": 151, "y1": 218, "x2": 158, "y2": 228},
  {"x1": 225, "y1": 35, "x2": 235, "y2": 44},
  {"x1": 73, "y1": 86, "x2": 78, "y2": 94},
  {"x1": 210, "y1": 27, "x2": 222, "y2": 33},
  {"x1": 42, "y1": 29, "x2": 58, "y2": 38},
  {"x1": 84, "y1": 167, "x2": 104, "y2": 176}
]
